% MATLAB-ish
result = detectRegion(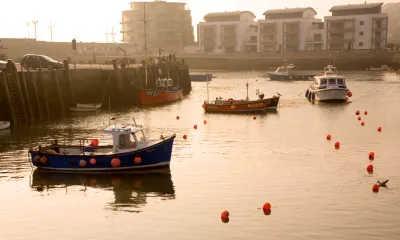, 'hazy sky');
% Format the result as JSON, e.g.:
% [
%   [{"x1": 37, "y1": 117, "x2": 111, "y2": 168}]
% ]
[{"x1": 0, "y1": 0, "x2": 398, "y2": 43}]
